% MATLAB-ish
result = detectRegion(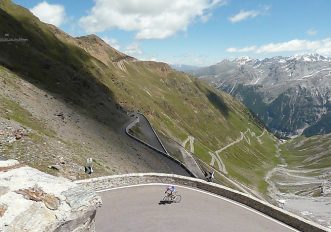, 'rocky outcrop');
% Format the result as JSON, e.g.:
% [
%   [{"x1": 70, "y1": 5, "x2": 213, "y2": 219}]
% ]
[{"x1": 0, "y1": 160, "x2": 101, "y2": 232}]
